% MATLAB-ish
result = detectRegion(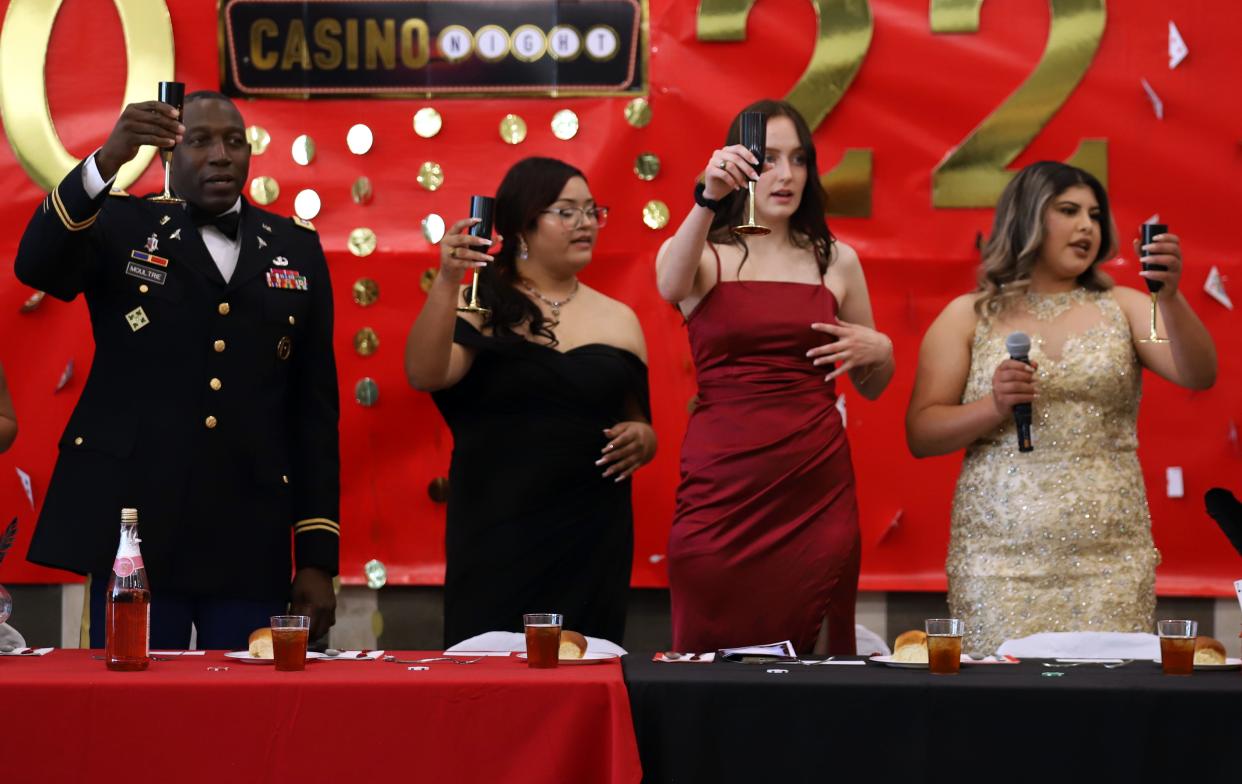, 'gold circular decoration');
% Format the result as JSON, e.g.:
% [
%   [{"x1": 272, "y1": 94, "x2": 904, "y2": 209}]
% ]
[
  {"x1": 354, "y1": 377, "x2": 379, "y2": 407},
  {"x1": 348, "y1": 227, "x2": 377, "y2": 257},
  {"x1": 499, "y1": 114, "x2": 527, "y2": 145},
  {"x1": 249, "y1": 175, "x2": 280, "y2": 205},
  {"x1": 353, "y1": 326, "x2": 379, "y2": 357},
  {"x1": 624, "y1": 97, "x2": 651, "y2": 128},
  {"x1": 346, "y1": 123, "x2": 373, "y2": 155},
  {"x1": 291, "y1": 135, "x2": 315, "y2": 165},
  {"x1": 421, "y1": 213, "x2": 446, "y2": 244},
  {"x1": 277, "y1": 336, "x2": 292, "y2": 360},
  {"x1": 420, "y1": 268, "x2": 438, "y2": 294},
  {"x1": 363, "y1": 559, "x2": 388, "y2": 590},
  {"x1": 351, "y1": 176, "x2": 373, "y2": 205},
  {"x1": 551, "y1": 109, "x2": 579, "y2": 141},
  {"x1": 427, "y1": 477, "x2": 450, "y2": 503},
  {"x1": 634, "y1": 153, "x2": 660, "y2": 181},
  {"x1": 293, "y1": 189, "x2": 321, "y2": 220},
  {"x1": 436, "y1": 25, "x2": 474, "y2": 64},
  {"x1": 413, "y1": 107, "x2": 443, "y2": 138},
  {"x1": 511, "y1": 24, "x2": 547, "y2": 62},
  {"x1": 352, "y1": 277, "x2": 379, "y2": 307},
  {"x1": 246, "y1": 125, "x2": 271, "y2": 155},
  {"x1": 417, "y1": 161, "x2": 445, "y2": 191},
  {"x1": 642, "y1": 199, "x2": 670, "y2": 230},
  {"x1": 475, "y1": 24, "x2": 510, "y2": 63}
]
